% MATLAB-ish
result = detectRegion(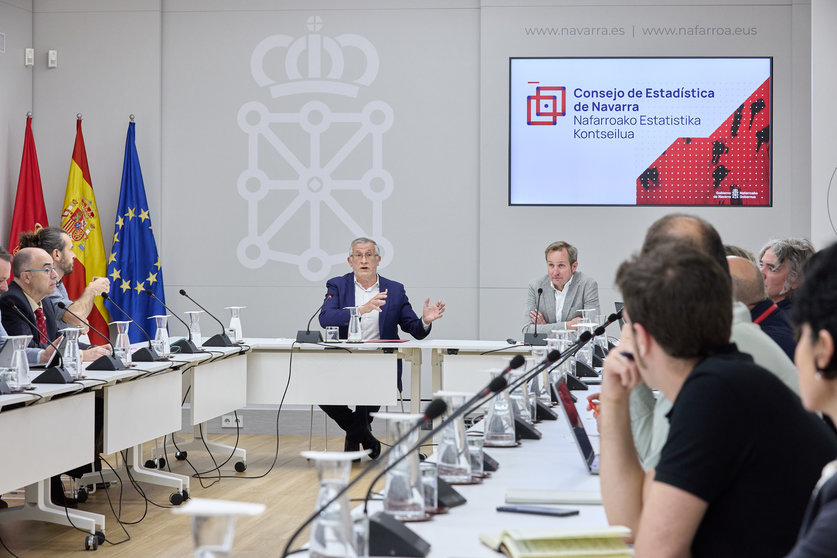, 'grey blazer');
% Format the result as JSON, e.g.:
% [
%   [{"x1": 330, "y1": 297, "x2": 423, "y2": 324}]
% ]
[{"x1": 522, "y1": 271, "x2": 600, "y2": 334}]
